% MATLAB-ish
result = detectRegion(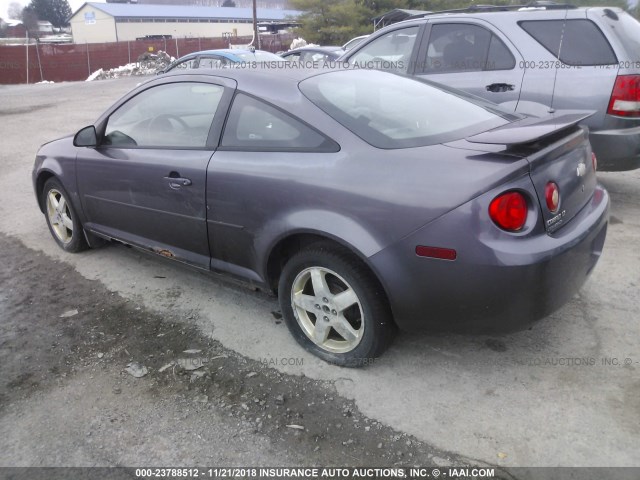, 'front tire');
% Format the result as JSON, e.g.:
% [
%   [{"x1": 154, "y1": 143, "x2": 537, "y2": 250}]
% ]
[
  {"x1": 42, "y1": 177, "x2": 87, "y2": 253},
  {"x1": 278, "y1": 243, "x2": 395, "y2": 367}
]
